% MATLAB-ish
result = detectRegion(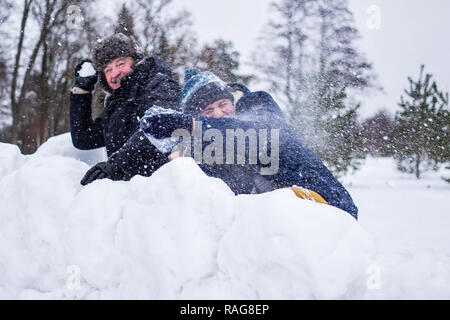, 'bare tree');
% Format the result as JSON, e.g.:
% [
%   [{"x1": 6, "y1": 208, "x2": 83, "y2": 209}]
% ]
[
  {"x1": 252, "y1": 0, "x2": 311, "y2": 112},
  {"x1": 9, "y1": 0, "x2": 34, "y2": 144},
  {"x1": 253, "y1": 0, "x2": 376, "y2": 174},
  {"x1": 0, "y1": 0, "x2": 13, "y2": 127},
  {"x1": 8, "y1": 0, "x2": 100, "y2": 152},
  {"x1": 134, "y1": 0, "x2": 198, "y2": 80}
]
